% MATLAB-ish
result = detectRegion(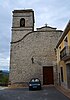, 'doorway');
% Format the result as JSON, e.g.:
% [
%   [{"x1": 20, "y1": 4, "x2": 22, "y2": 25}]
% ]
[{"x1": 43, "y1": 66, "x2": 54, "y2": 85}]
